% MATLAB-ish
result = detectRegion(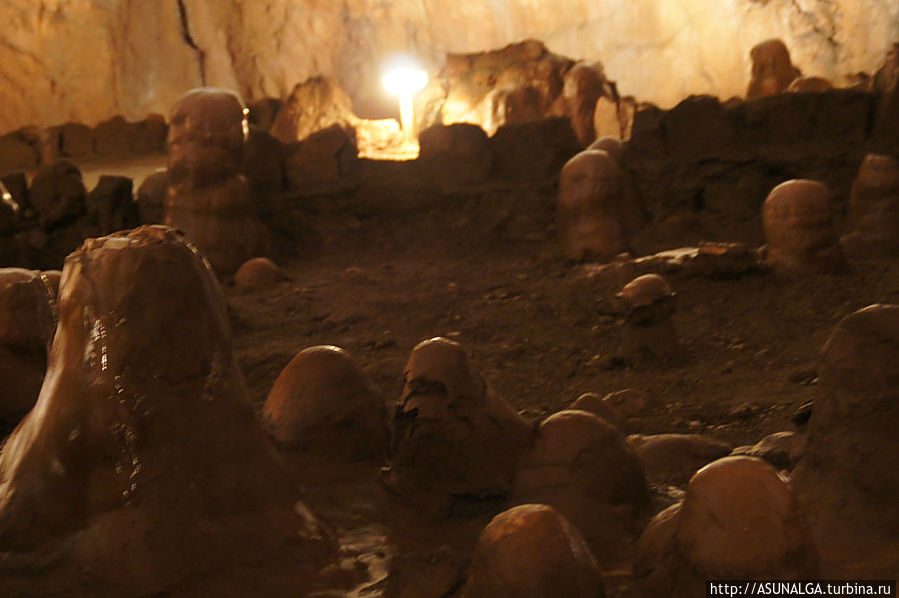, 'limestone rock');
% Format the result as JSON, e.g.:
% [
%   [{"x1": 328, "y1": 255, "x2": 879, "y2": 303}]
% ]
[
  {"x1": 437, "y1": 41, "x2": 572, "y2": 132},
  {"x1": 136, "y1": 169, "x2": 168, "y2": 225},
  {"x1": 663, "y1": 96, "x2": 735, "y2": 160},
  {"x1": 871, "y1": 43, "x2": 899, "y2": 154},
  {"x1": 247, "y1": 98, "x2": 283, "y2": 132},
  {"x1": 284, "y1": 124, "x2": 358, "y2": 188},
  {"x1": 510, "y1": 409, "x2": 648, "y2": 561},
  {"x1": 384, "y1": 337, "x2": 532, "y2": 509},
  {"x1": 793, "y1": 304, "x2": 899, "y2": 537},
  {"x1": 732, "y1": 431, "x2": 805, "y2": 471},
  {"x1": 163, "y1": 88, "x2": 270, "y2": 276},
  {"x1": 557, "y1": 149, "x2": 635, "y2": 261},
  {"x1": 242, "y1": 125, "x2": 286, "y2": 195},
  {"x1": 762, "y1": 179, "x2": 846, "y2": 275},
  {"x1": 841, "y1": 153, "x2": 899, "y2": 256},
  {"x1": 164, "y1": 176, "x2": 271, "y2": 276},
  {"x1": 484, "y1": 86, "x2": 544, "y2": 136},
  {"x1": 627, "y1": 433, "x2": 732, "y2": 486},
  {"x1": 617, "y1": 274, "x2": 680, "y2": 363},
  {"x1": 85, "y1": 175, "x2": 138, "y2": 235},
  {"x1": 58, "y1": 123, "x2": 94, "y2": 159},
  {"x1": 569, "y1": 392, "x2": 627, "y2": 433},
  {"x1": 263, "y1": 345, "x2": 388, "y2": 460},
  {"x1": 93, "y1": 116, "x2": 134, "y2": 156},
  {"x1": 130, "y1": 115, "x2": 168, "y2": 154},
  {"x1": 0, "y1": 226, "x2": 337, "y2": 594},
  {"x1": 462, "y1": 504, "x2": 605, "y2": 598},
  {"x1": 233, "y1": 257, "x2": 284, "y2": 290},
  {"x1": 632, "y1": 456, "x2": 819, "y2": 597},
  {"x1": 29, "y1": 159, "x2": 87, "y2": 231},
  {"x1": 562, "y1": 62, "x2": 608, "y2": 147},
  {"x1": 417, "y1": 123, "x2": 493, "y2": 186},
  {"x1": 270, "y1": 77, "x2": 359, "y2": 144},
  {"x1": 747, "y1": 39, "x2": 802, "y2": 99},
  {"x1": 787, "y1": 76, "x2": 833, "y2": 92},
  {"x1": 0, "y1": 130, "x2": 40, "y2": 172},
  {"x1": 0, "y1": 0, "x2": 897, "y2": 136}
]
